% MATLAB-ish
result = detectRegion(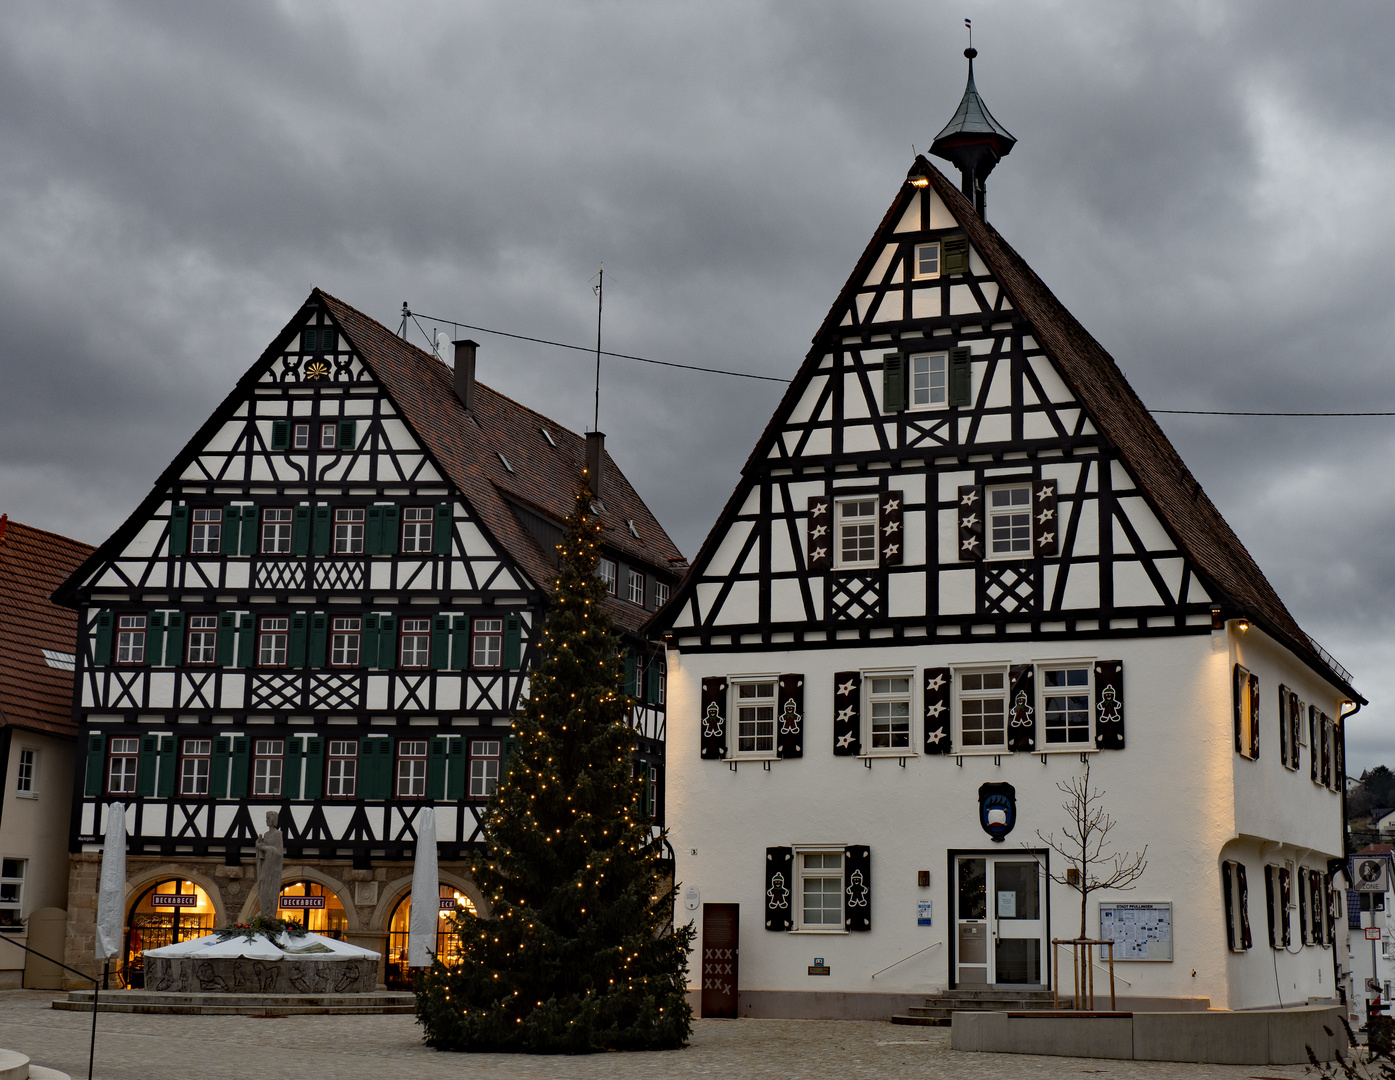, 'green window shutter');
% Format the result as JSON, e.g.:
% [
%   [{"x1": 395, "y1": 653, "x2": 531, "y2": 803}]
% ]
[
  {"x1": 428, "y1": 738, "x2": 448, "y2": 800},
  {"x1": 271, "y1": 420, "x2": 290, "y2": 451},
  {"x1": 624, "y1": 655, "x2": 638, "y2": 698},
  {"x1": 362, "y1": 614, "x2": 380, "y2": 669},
  {"x1": 948, "y1": 347, "x2": 972, "y2": 407},
  {"x1": 164, "y1": 612, "x2": 184, "y2": 666},
  {"x1": 237, "y1": 614, "x2": 255, "y2": 669},
  {"x1": 502, "y1": 732, "x2": 518, "y2": 781},
  {"x1": 381, "y1": 505, "x2": 399, "y2": 555},
  {"x1": 882, "y1": 353, "x2": 906, "y2": 412},
  {"x1": 308, "y1": 612, "x2": 328, "y2": 668},
  {"x1": 211, "y1": 737, "x2": 230, "y2": 799},
  {"x1": 229, "y1": 737, "x2": 250, "y2": 798},
  {"x1": 170, "y1": 505, "x2": 189, "y2": 554},
  {"x1": 366, "y1": 505, "x2": 383, "y2": 555},
  {"x1": 430, "y1": 616, "x2": 450, "y2": 670},
  {"x1": 450, "y1": 616, "x2": 469, "y2": 670},
  {"x1": 433, "y1": 503, "x2": 453, "y2": 555},
  {"x1": 380, "y1": 614, "x2": 398, "y2": 669},
  {"x1": 446, "y1": 739, "x2": 465, "y2": 800},
  {"x1": 303, "y1": 738, "x2": 324, "y2": 800},
  {"x1": 942, "y1": 234, "x2": 970, "y2": 275},
  {"x1": 337, "y1": 419, "x2": 356, "y2": 451},
  {"x1": 502, "y1": 614, "x2": 522, "y2": 671},
  {"x1": 137, "y1": 734, "x2": 159, "y2": 797},
  {"x1": 221, "y1": 505, "x2": 241, "y2": 555},
  {"x1": 147, "y1": 613, "x2": 165, "y2": 668},
  {"x1": 646, "y1": 659, "x2": 660, "y2": 704},
  {"x1": 285, "y1": 738, "x2": 304, "y2": 799},
  {"x1": 84, "y1": 733, "x2": 106, "y2": 797},
  {"x1": 239, "y1": 506, "x2": 258, "y2": 556},
  {"x1": 216, "y1": 612, "x2": 237, "y2": 666},
  {"x1": 156, "y1": 736, "x2": 177, "y2": 798},
  {"x1": 292, "y1": 506, "x2": 311, "y2": 556},
  {"x1": 94, "y1": 611, "x2": 114, "y2": 666},
  {"x1": 359, "y1": 738, "x2": 389, "y2": 800},
  {"x1": 288, "y1": 613, "x2": 308, "y2": 668},
  {"x1": 312, "y1": 505, "x2": 332, "y2": 556}
]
